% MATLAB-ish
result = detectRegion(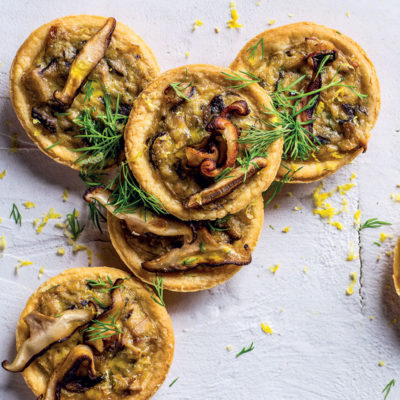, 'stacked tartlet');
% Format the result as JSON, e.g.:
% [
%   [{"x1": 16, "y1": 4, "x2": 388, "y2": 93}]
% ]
[{"x1": 4, "y1": 16, "x2": 381, "y2": 399}]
